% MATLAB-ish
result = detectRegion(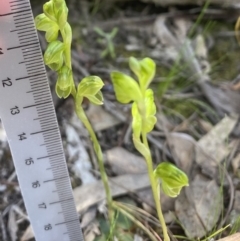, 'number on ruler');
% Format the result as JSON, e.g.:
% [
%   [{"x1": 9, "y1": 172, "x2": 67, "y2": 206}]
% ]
[
  {"x1": 2, "y1": 77, "x2": 12, "y2": 87},
  {"x1": 38, "y1": 202, "x2": 47, "y2": 209},
  {"x1": 32, "y1": 181, "x2": 40, "y2": 188},
  {"x1": 25, "y1": 157, "x2": 34, "y2": 165},
  {"x1": 0, "y1": 48, "x2": 3, "y2": 55},
  {"x1": 10, "y1": 106, "x2": 20, "y2": 115},
  {"x1": 18, "y1": 132, "x2": 27, "y2": 141},
  {"x1": 44, "y1": 224, "x2": 52, "y2": 231}
]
